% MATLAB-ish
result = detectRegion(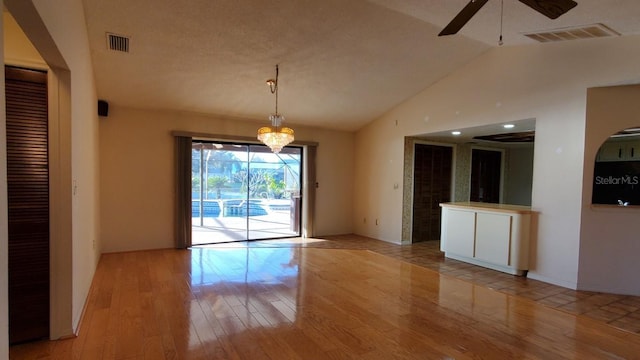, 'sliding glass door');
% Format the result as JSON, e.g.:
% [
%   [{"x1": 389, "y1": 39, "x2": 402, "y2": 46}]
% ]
[{"x1": 191, "y1": 142, "x2": 302, "y2": 244}]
